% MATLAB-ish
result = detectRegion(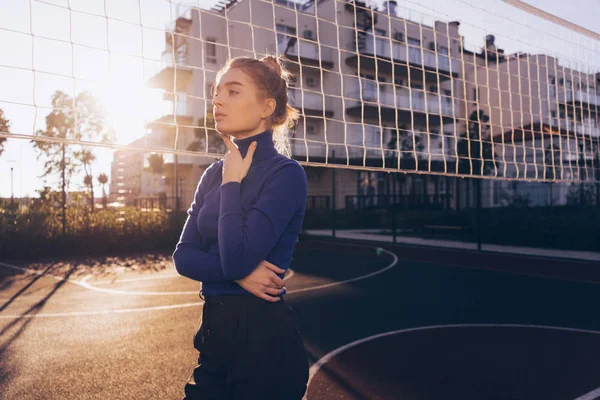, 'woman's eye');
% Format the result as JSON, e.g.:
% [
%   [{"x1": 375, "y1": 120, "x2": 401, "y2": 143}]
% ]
[{"x1": 229, "y1": 90, "x2": 238, "y2": 95}]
